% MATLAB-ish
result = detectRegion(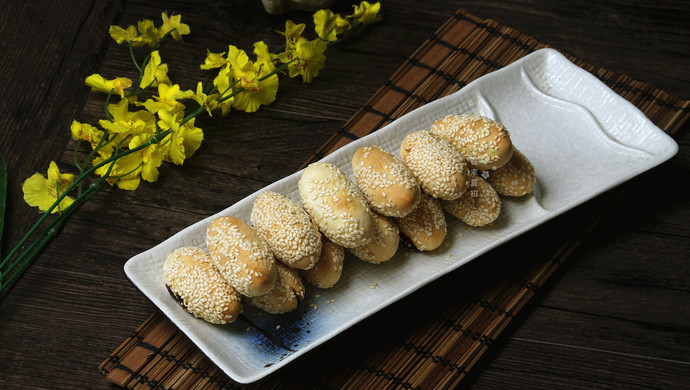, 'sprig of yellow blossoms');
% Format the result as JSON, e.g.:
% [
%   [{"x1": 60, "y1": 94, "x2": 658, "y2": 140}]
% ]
[
  {"x1": 24, "y1": 1, "x2": 381, "y2": 205},
  {"x1": 0, "y1": 2, "x2": 381, "y2": 296}
]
